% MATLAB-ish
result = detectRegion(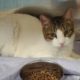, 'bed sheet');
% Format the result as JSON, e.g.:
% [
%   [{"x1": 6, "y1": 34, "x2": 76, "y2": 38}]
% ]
[{"x1": 0, "y1": 57, "x2": 80, "y2": 80}]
